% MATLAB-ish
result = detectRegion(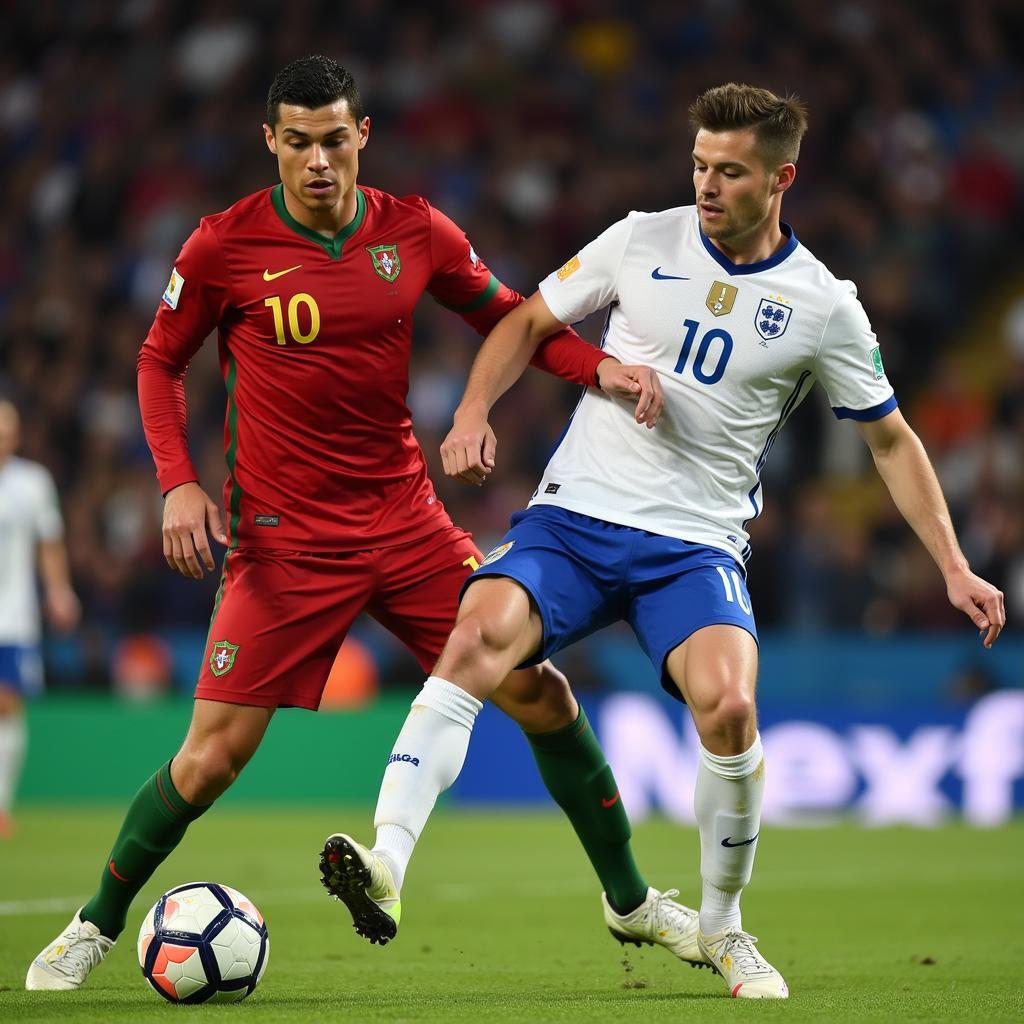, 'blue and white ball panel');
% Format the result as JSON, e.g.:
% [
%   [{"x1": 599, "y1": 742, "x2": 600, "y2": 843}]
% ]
[
  {"x1": 0, "y1": 645, "x2": 44, "y2": 697},
  {"x1": 463, "y1": 506, "x2": 757, "y2": 701}
]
